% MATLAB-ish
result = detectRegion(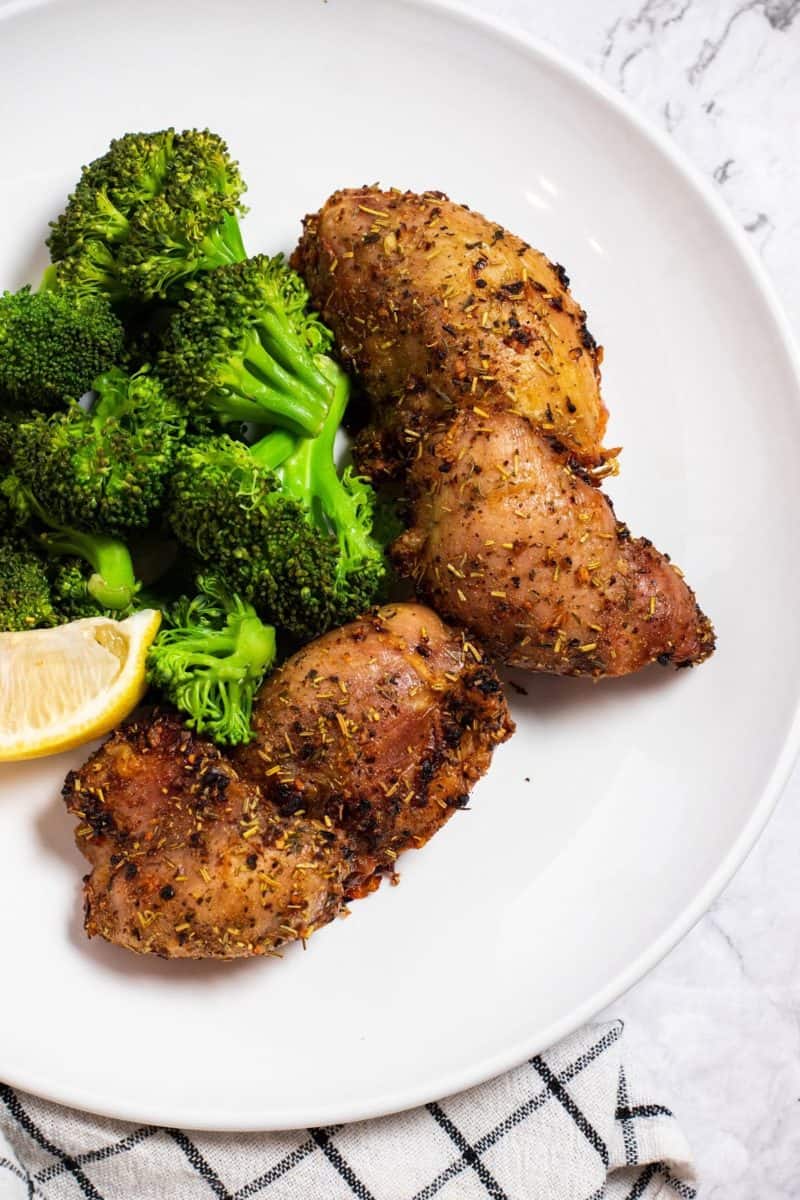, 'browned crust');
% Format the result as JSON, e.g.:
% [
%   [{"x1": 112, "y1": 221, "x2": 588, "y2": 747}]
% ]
[
  {"x1": 392, "y1": 410, "x2": 714, "y2": 677},
  {"x1": 293, "y1": 187, "x2": 715, "y2": 678},
  {"x1": 292, "y1": 186, "x2": 609, "y2": 473},
  {"x1": 233, "y1": 604, "x2": 514, "y2": 888},
  {"x1": 64, "y1": 605, "x2": 513, "y2": 959},
  {"x1": 64, "y1": 711, "x2": 348, "y2": 959}
]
